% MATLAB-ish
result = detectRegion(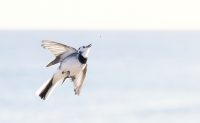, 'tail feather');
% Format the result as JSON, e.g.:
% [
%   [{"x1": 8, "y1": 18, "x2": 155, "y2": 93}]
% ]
[{"x1": 36, "y1": 77, "x2": 59, "y2": 100}]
